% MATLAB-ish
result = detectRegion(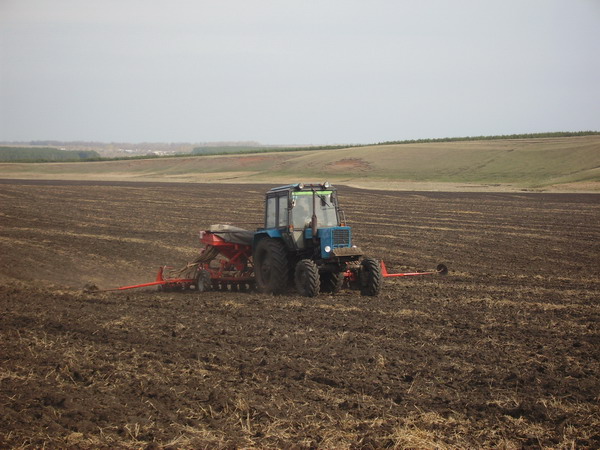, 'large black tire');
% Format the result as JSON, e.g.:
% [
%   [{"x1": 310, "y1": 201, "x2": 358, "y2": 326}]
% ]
[
  {"x1": 295, "y1": 259, "x2": 320, "y2": 297},
  {"x1": 253, "y1": 238, "x2": 289, "y2": 294},
  {"x1": 360, "y1": 257, "x2": 382, "y2": 296},
  {"x1": 320, "y1": 271, "x2": 344, "y2": 294}
]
